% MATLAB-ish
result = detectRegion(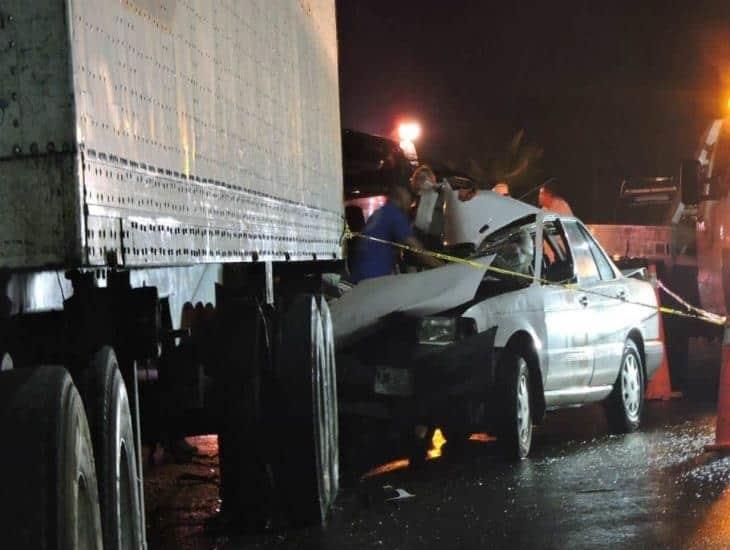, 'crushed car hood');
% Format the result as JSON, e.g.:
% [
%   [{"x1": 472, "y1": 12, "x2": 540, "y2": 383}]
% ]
[
  {"x1": 331, "y1": 255, "x2": 495, "y2": 347},
  {"x1": 443, "y1": 187, "x2": 540, "y2": 246}
]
